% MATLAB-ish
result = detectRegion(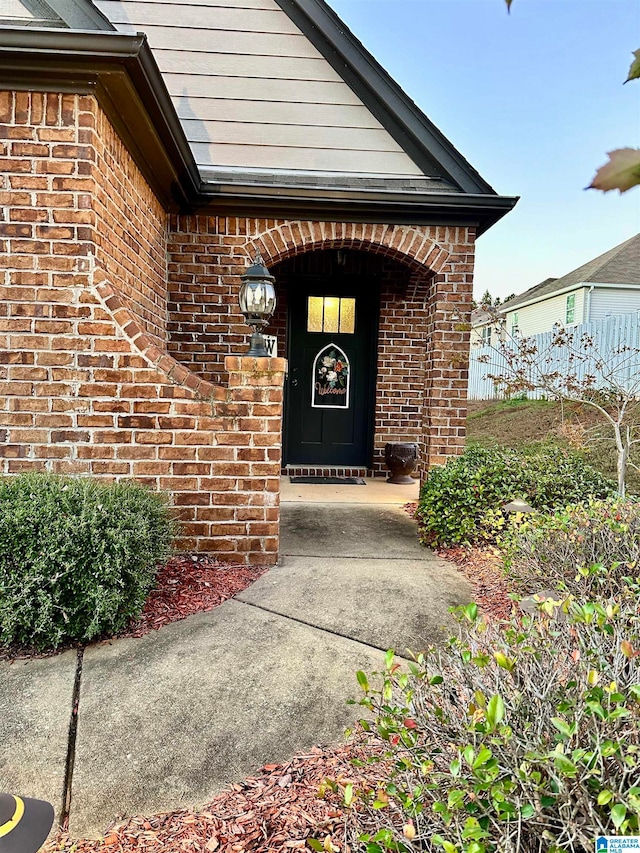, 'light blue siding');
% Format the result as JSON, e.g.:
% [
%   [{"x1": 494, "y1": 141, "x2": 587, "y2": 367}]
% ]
[{"x1": 590, "y1": 287, "x2": 640, "y2": 321}]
